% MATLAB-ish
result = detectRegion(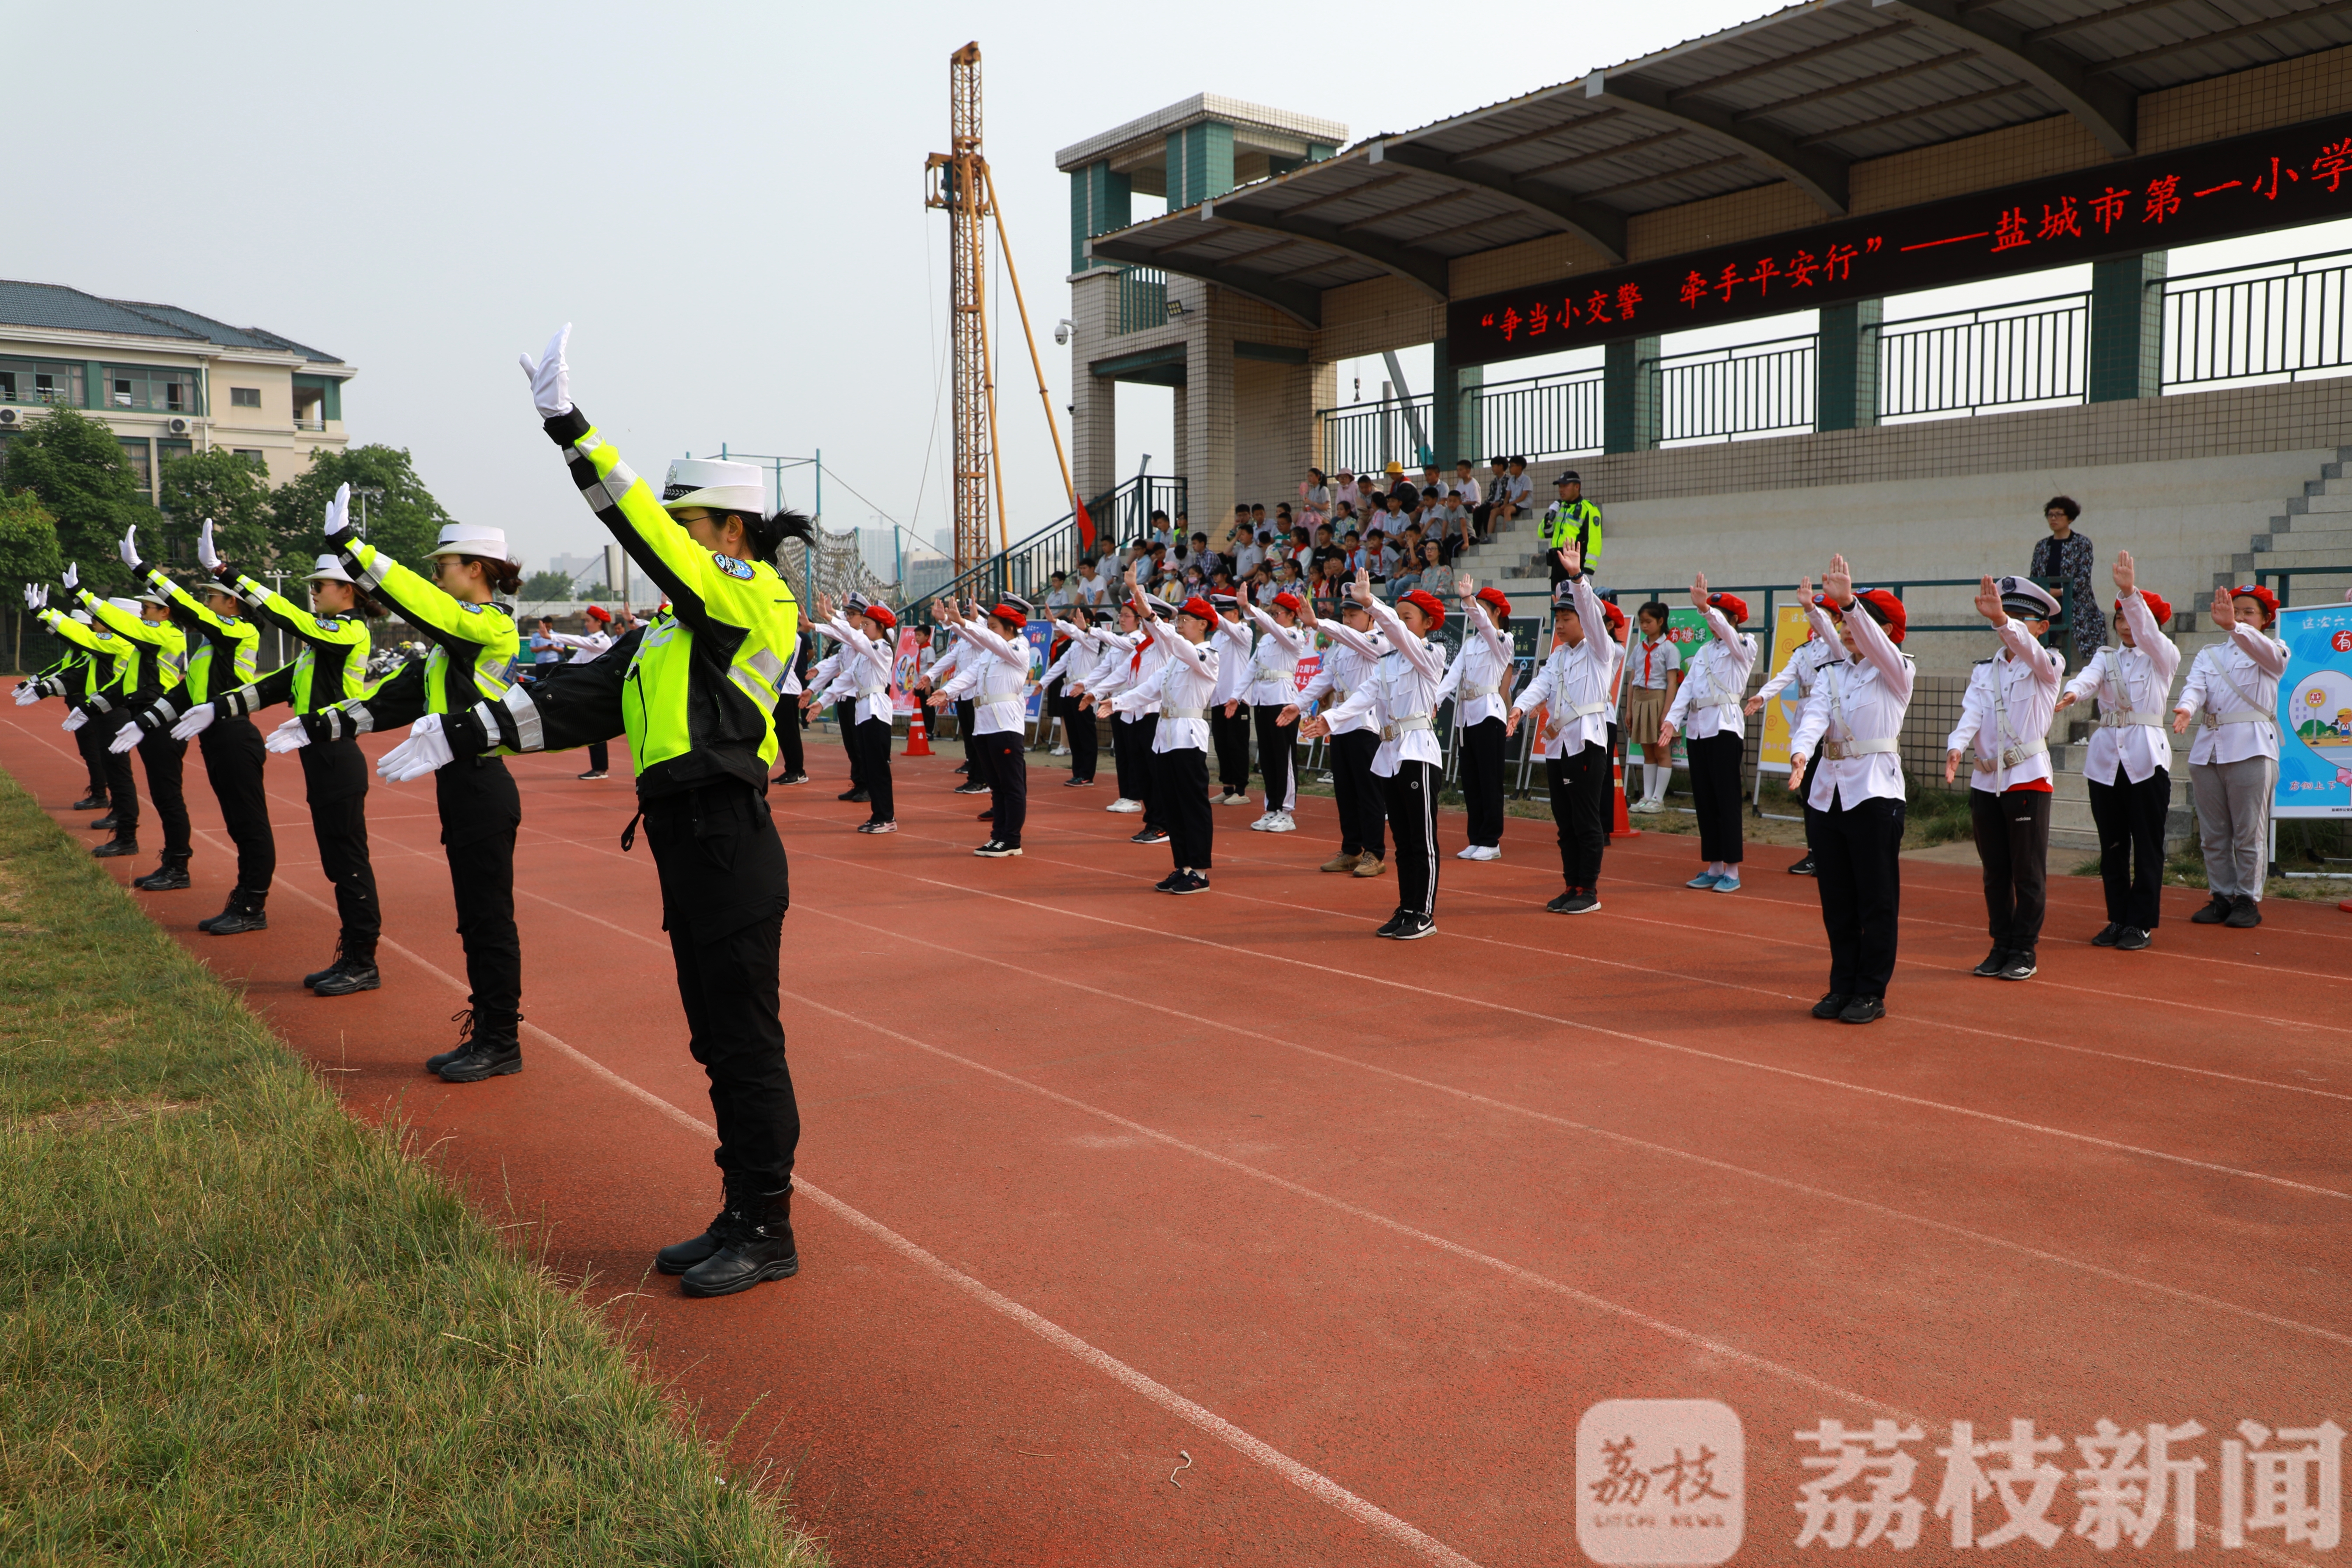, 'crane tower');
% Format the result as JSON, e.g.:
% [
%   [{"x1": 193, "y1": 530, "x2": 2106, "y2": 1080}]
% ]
[{"x1": 925, "y1": 42, "x2": 1006, "y2": 574}]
